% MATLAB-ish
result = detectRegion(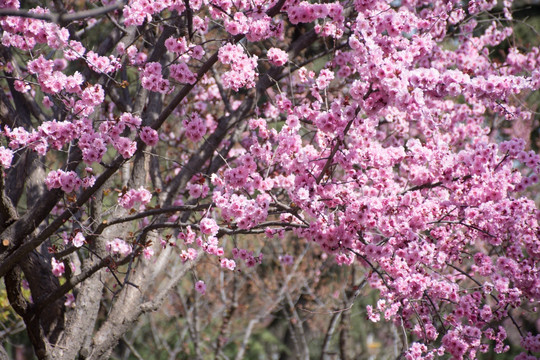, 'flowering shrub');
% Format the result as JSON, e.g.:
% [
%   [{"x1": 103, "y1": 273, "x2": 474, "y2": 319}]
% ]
[{"x1": 0, "y1": 0, "x2": 539, "y2": 359}]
